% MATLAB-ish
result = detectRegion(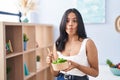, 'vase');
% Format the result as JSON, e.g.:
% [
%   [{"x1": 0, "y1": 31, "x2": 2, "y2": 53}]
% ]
[
  {"x1": 27, "y1": 11, "x2": 39, "y2": 23},
  {"x1": 21, "y1": 16, "x2": 29, "y2": 23},
  {"x1": 21, "y1": 13, "x2": 29, "y2": 23},
  {"x1": 24, "y1": 42, "x2": 27, "y2": 51}
]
